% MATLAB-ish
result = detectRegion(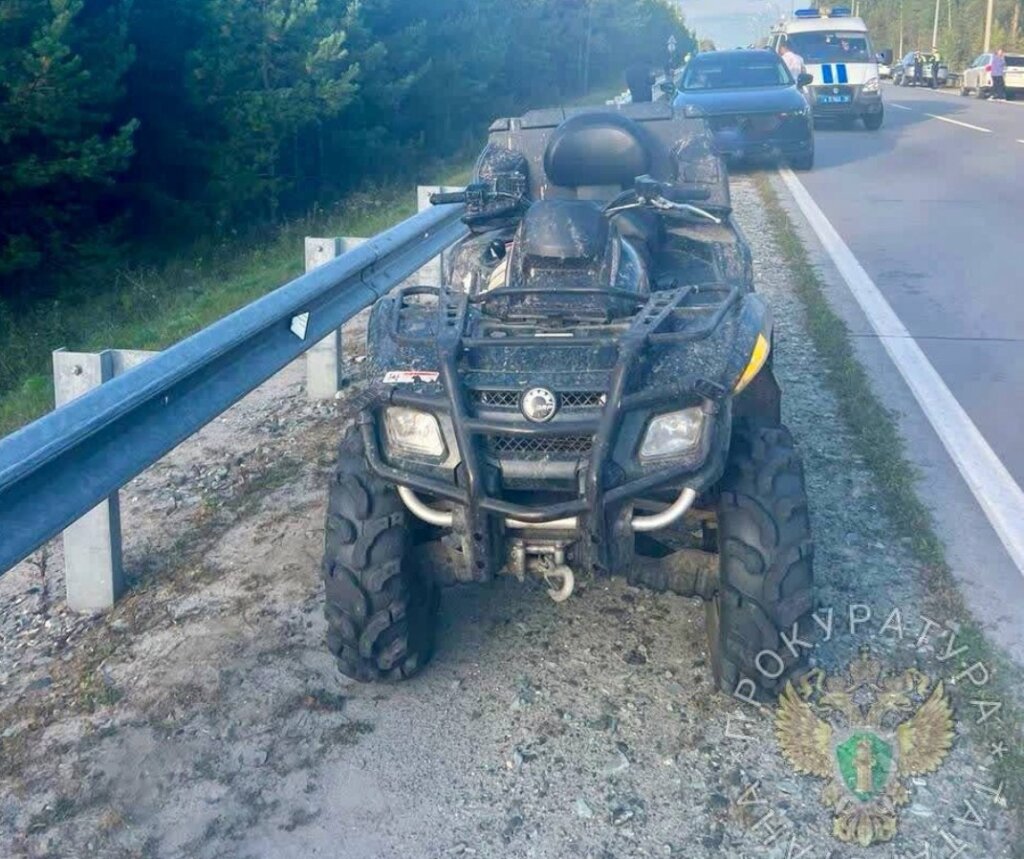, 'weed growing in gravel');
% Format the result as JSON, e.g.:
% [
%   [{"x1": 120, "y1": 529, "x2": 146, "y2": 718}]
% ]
[
  {"x1": 331, "y1": 720, "x2": 374, "y2": 747},
  {"x1": 755, "y1": 173, "x2": 1024, "y2": 836},
  {"x1": 27, "y1": 795, "x2": 77, "y2": 833}
]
